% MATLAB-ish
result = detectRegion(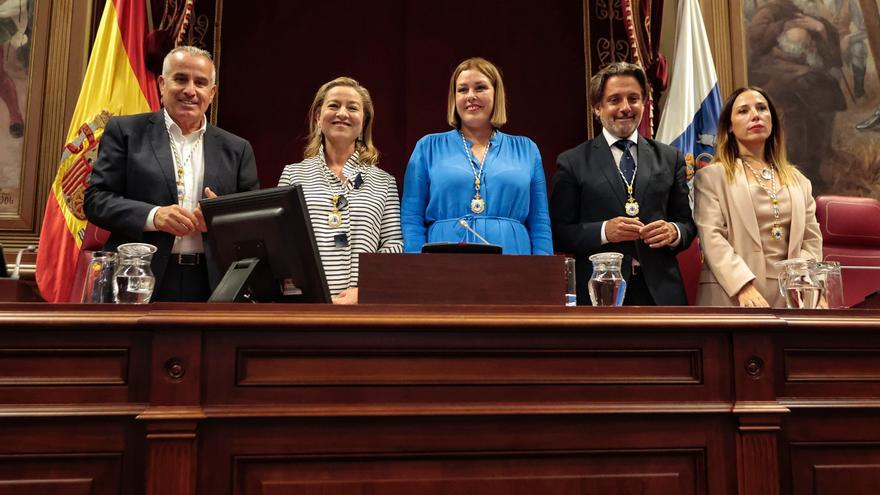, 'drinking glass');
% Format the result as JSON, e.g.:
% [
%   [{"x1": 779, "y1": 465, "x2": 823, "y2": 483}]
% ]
[{"x1": 564, "y1": 257, "x2": 577, "y2": 306}]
